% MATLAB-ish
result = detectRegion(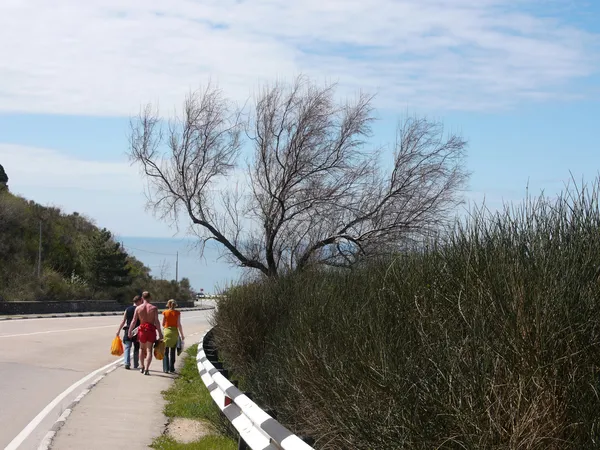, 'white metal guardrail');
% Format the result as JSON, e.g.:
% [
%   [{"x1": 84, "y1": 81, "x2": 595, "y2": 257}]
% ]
[{"x1": 196, "y1": 330, "x2": 315, "y2": 450}]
